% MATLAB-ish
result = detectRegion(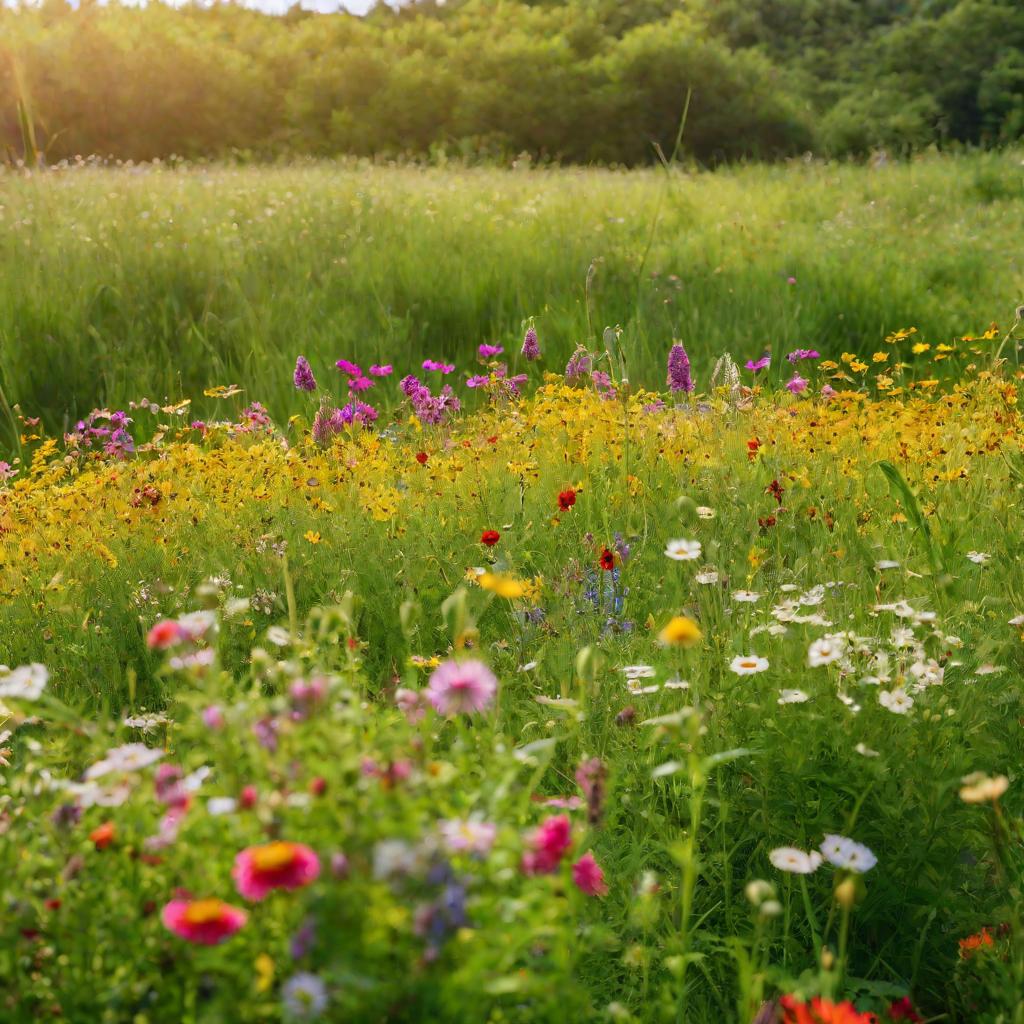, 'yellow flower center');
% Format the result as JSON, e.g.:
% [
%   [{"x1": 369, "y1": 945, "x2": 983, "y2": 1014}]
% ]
[
  {"x1": 251, "y1": 841, "x2": 297, "y2": 872},
  {"x1": 183, "y1": 899, "x2": 226, "y2": 925}
]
